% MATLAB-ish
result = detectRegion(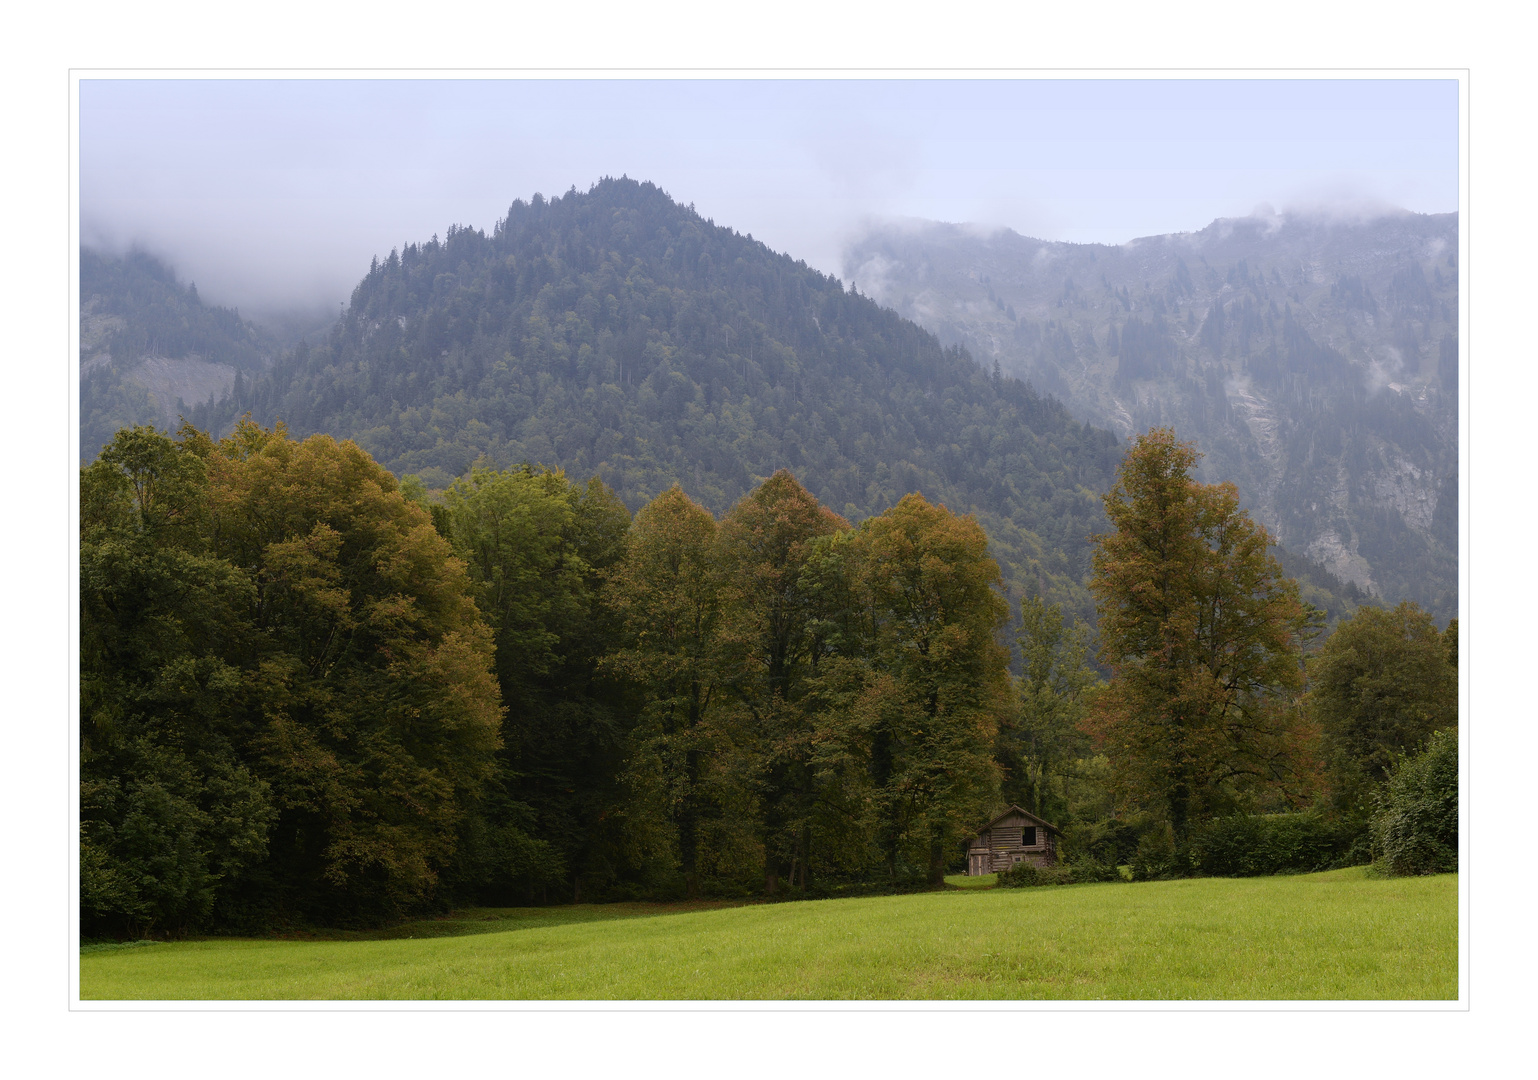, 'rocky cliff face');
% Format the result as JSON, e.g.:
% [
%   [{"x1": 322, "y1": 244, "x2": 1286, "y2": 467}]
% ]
[
  {"x1": 80, "y1": 296, "x2": 237, "y2": 426},
  {"x1": 846, "y1": 211, "x2": 1459, "y2": 621},
  {"x1": 79, "y1": 248, "x2": 272, "y2": 462}
]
